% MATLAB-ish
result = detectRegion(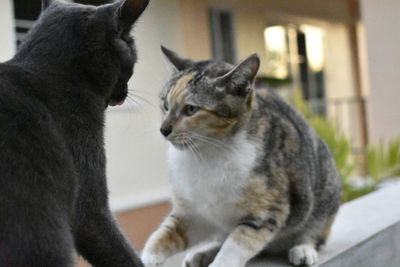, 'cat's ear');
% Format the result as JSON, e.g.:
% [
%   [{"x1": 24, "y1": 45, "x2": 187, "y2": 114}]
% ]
[
  {"x1": 215, "y1": 54, "x2": 260, "y2": 95},
  {"x1": 161, "y1": 46, "x2": 194, "y2": 72},
  {"x1": 113, "y1": 0, "x2": 150, "y2": 29}
]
